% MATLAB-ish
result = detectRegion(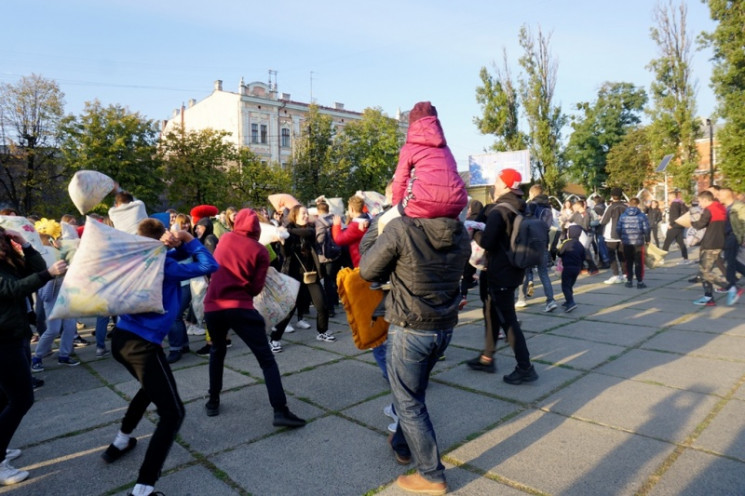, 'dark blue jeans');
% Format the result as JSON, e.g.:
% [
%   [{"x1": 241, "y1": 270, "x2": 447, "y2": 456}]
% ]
[
  {"x1": 205, "y1": 308, "x2": 288, "y2": 412},
  {"x1": 387, "y1": 324, "x2": 451, "y2": 484},
  {"x1": 0, "y1": 340, "x2": 34, "y2": 460},
  {"x1": 167, "y1": 285, "x2": 191, "y2": 351},
  {"x1": 561, "y1": 268, "x2": 580, "y2": 306},
  {"x1": 724, "y1": 234, "x2": 745, "y2": 288}
]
